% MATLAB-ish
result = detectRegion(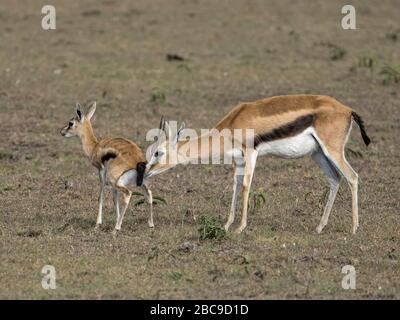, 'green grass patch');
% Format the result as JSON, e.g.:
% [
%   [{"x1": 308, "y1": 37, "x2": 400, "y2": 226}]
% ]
[
  {"x1": 249, "y1": 188, "x2": 267, "y2": 213},
  {"x1": 131, "y1": 192, "x2": 167, "y2": 207},
  {"x1": 149, "y1": 90, "x2": 166, "y2": 104},
  {"x1": 169, "y1": 271, "x2": 183, "y2": 282},
  {"x1": 380, "y1": 64, "x2": 400, "y2": 86},
  {"x1": 354, "y1": 55, "x2": 400, "y2": 85},
  {"x1": 330, "y1": 46, "x2": 346, "y2": 61},
  {"x1": 198, "y1": 215, "x2": 226, "y2": 241}
]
